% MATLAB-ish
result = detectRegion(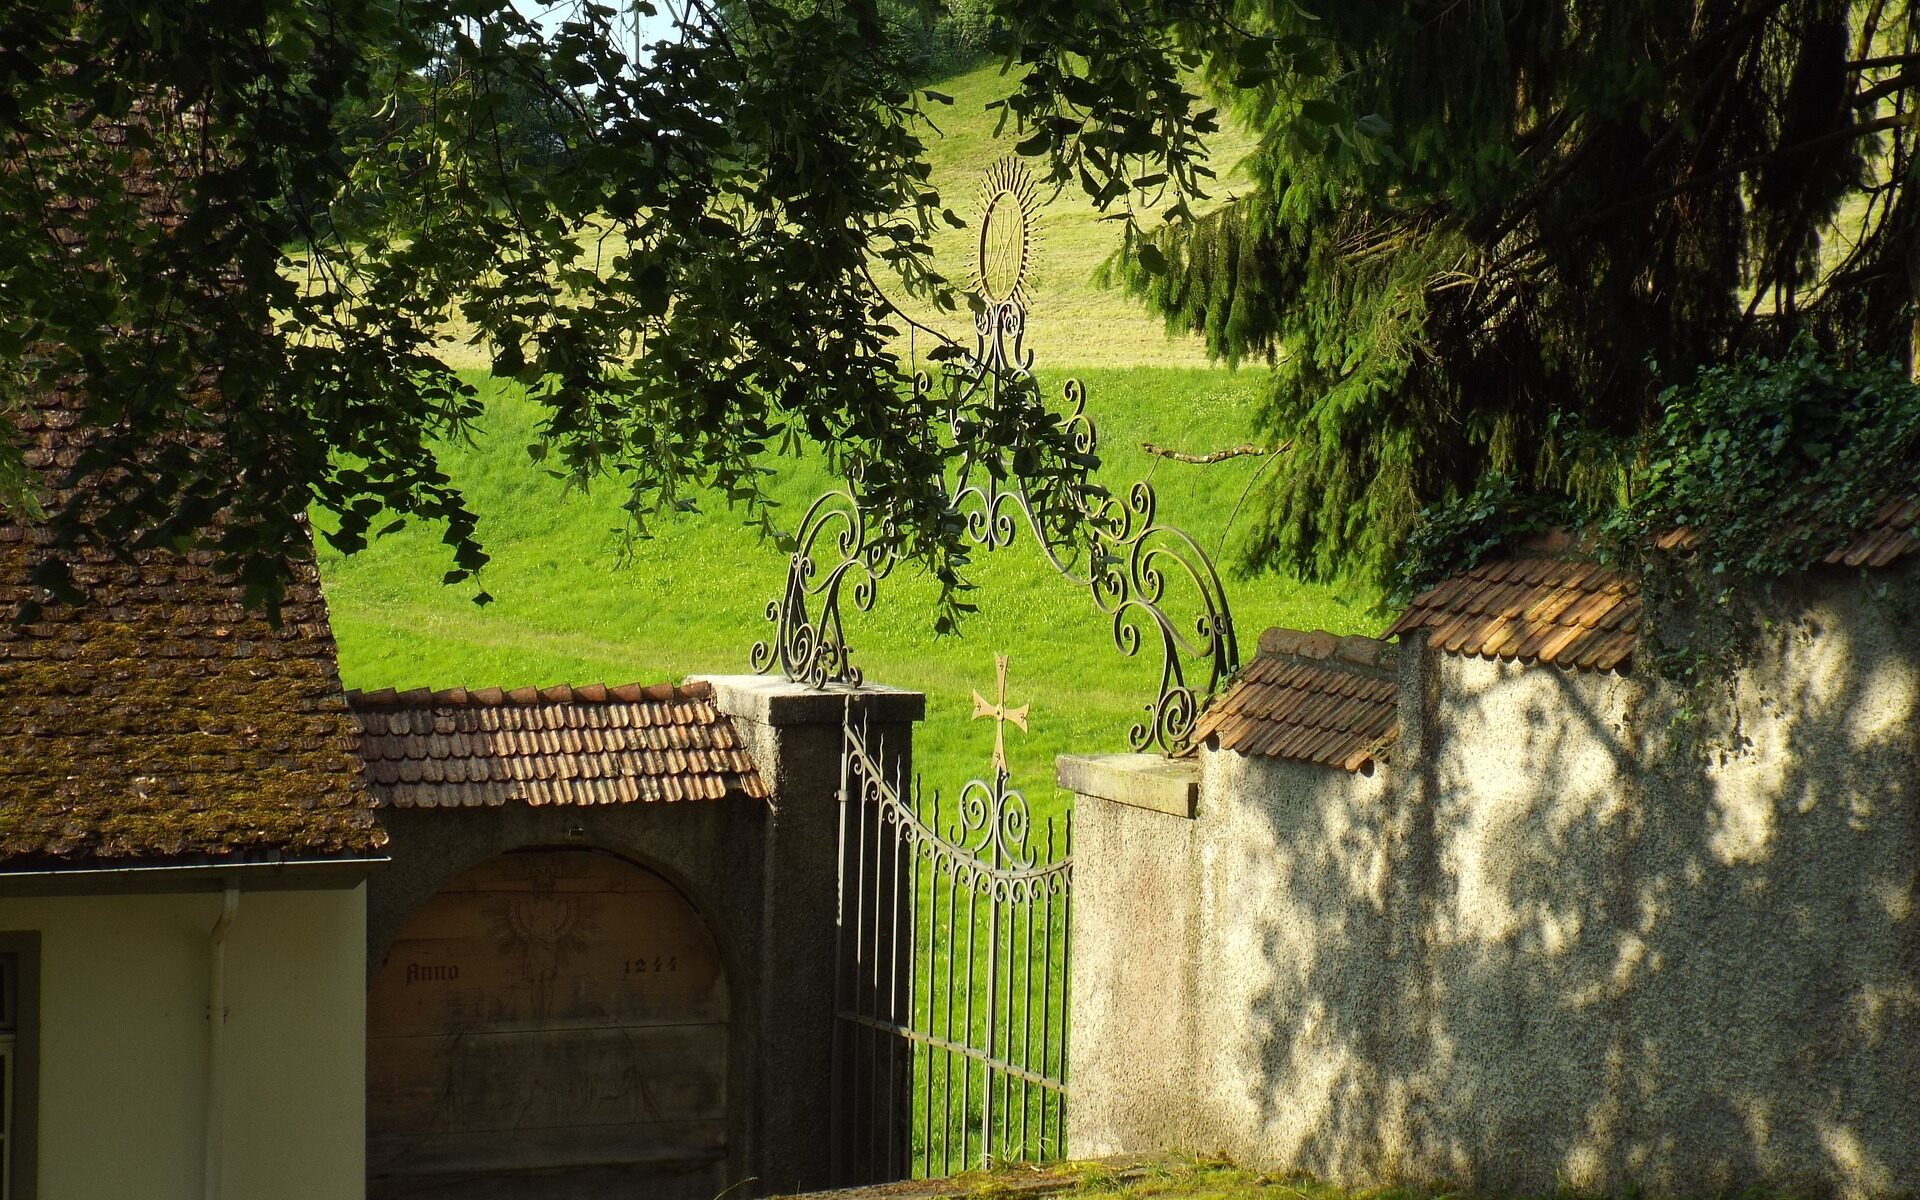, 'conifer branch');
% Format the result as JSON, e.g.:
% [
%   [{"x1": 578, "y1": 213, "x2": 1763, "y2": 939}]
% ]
[
  {"x1": 1848, "y1": 53, "x2": 1920, "y2": 71},
  {"x1": 1852, "y1": 74, "x2": 1915, "y2": 108}
]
